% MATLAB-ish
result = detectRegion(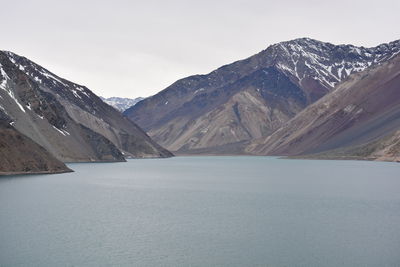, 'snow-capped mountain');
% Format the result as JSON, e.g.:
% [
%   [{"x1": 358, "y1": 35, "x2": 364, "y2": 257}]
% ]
[
  {"x1": 0, "y1": 50, "x2": 172, "y2": 165},
  {"x1": 247, "y1": 52, "x2": 400, "y2": 161},
  {"x1": 271, "y1": 38, "x2": 400, "y2": 100},
  {"x1": 124, "y1": 38, "x2": 400, "y2": 154},
  {"x1": 100, "y1": 96, "x2": 144, "y2": 112}
]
